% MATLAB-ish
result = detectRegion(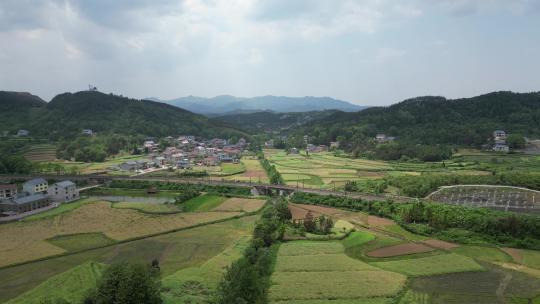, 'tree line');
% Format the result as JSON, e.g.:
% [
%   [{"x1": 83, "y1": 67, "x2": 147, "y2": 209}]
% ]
[
  {"x1": 290, "y1": 192, "x2": 540, "y2": 250},
  {"x1": 216, "y1": 199, "x2": 290, "y2": 303}
]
